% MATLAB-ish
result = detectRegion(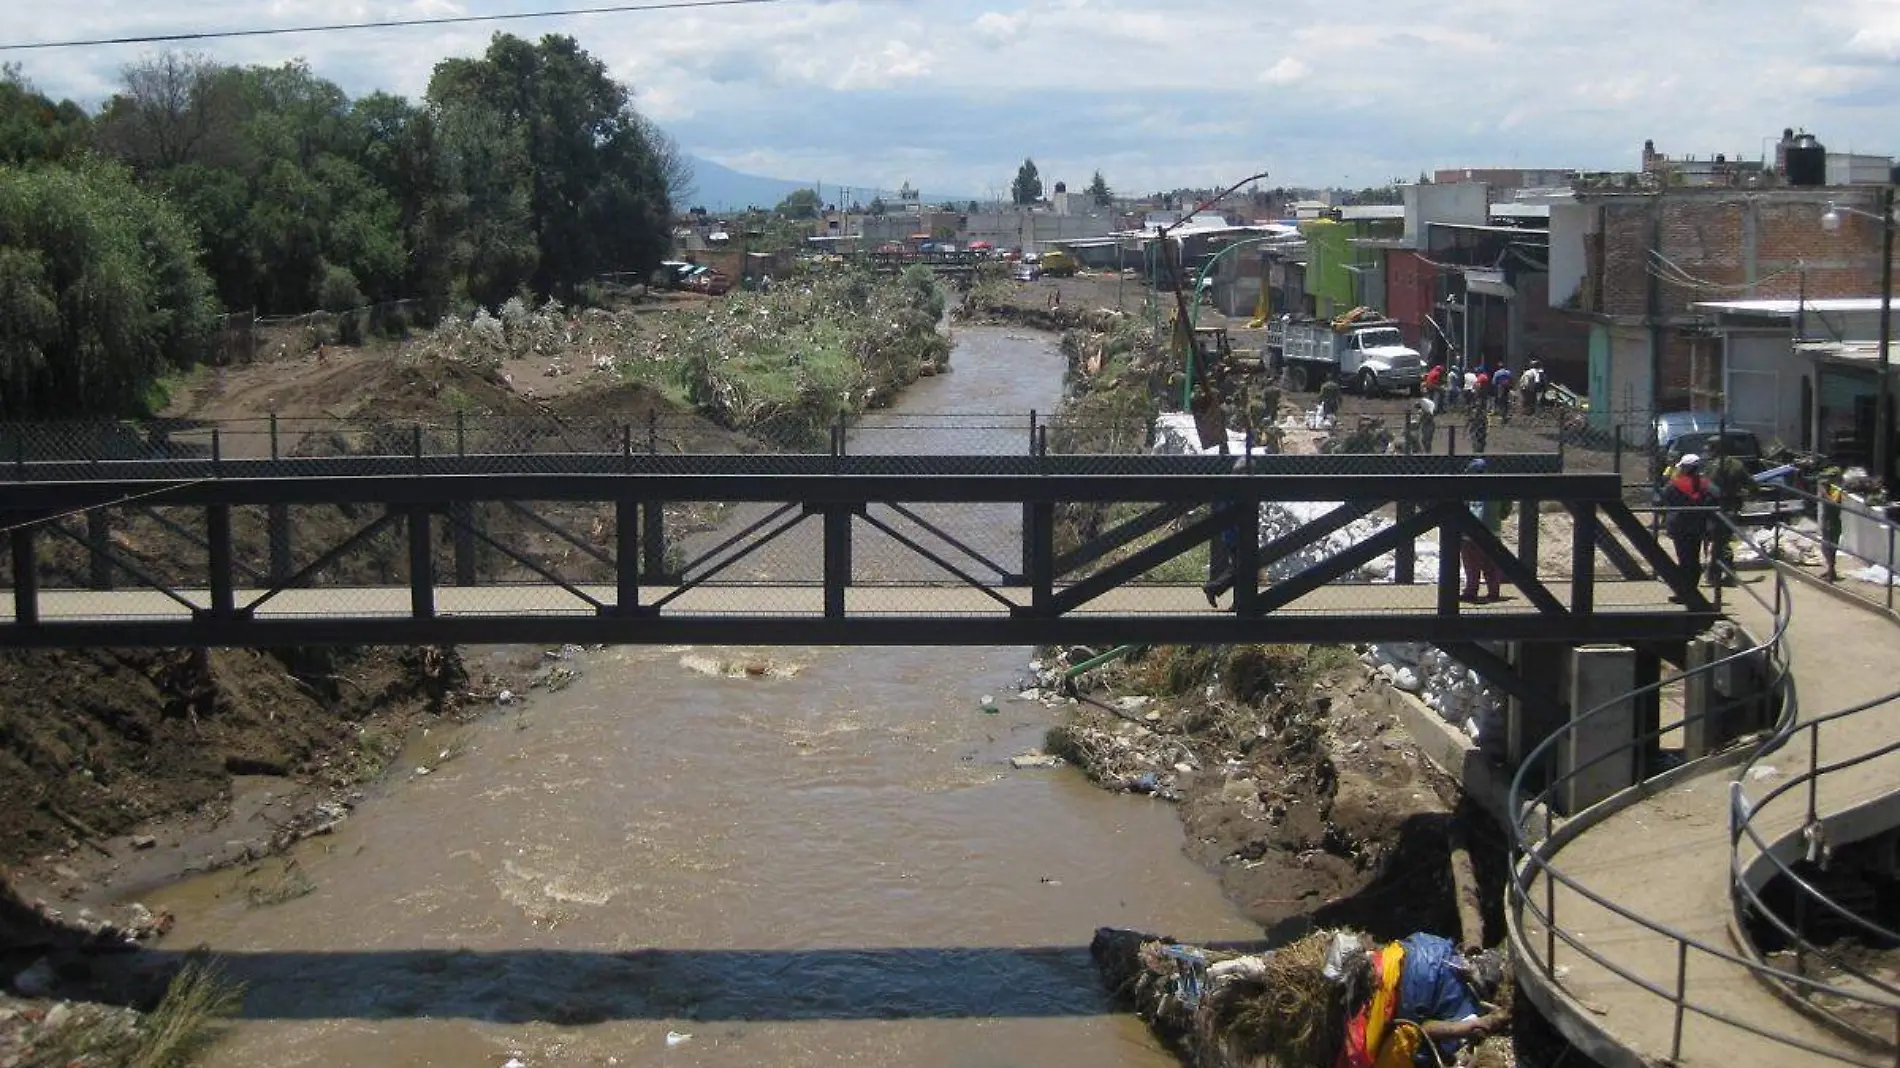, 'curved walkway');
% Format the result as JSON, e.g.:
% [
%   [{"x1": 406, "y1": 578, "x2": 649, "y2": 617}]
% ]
[{"x1": 1517, "y1": 577, "x2": 1900, "y2": 1067}]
